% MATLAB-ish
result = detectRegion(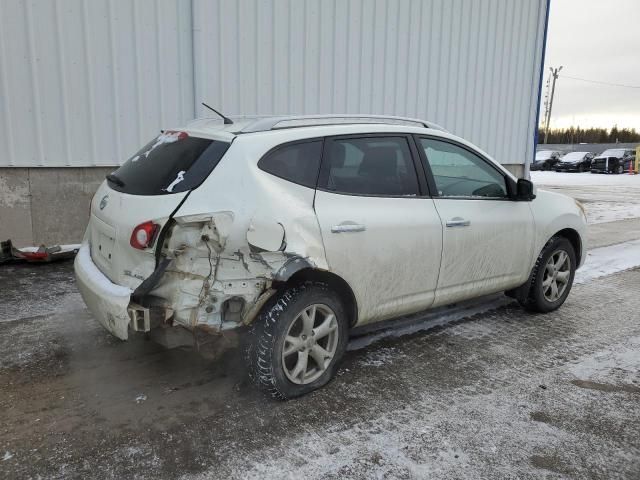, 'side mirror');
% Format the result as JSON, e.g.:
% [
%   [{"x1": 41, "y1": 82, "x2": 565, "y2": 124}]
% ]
[{"x1": 516, "y1": 178, "x2": 536, "y2": 201}]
